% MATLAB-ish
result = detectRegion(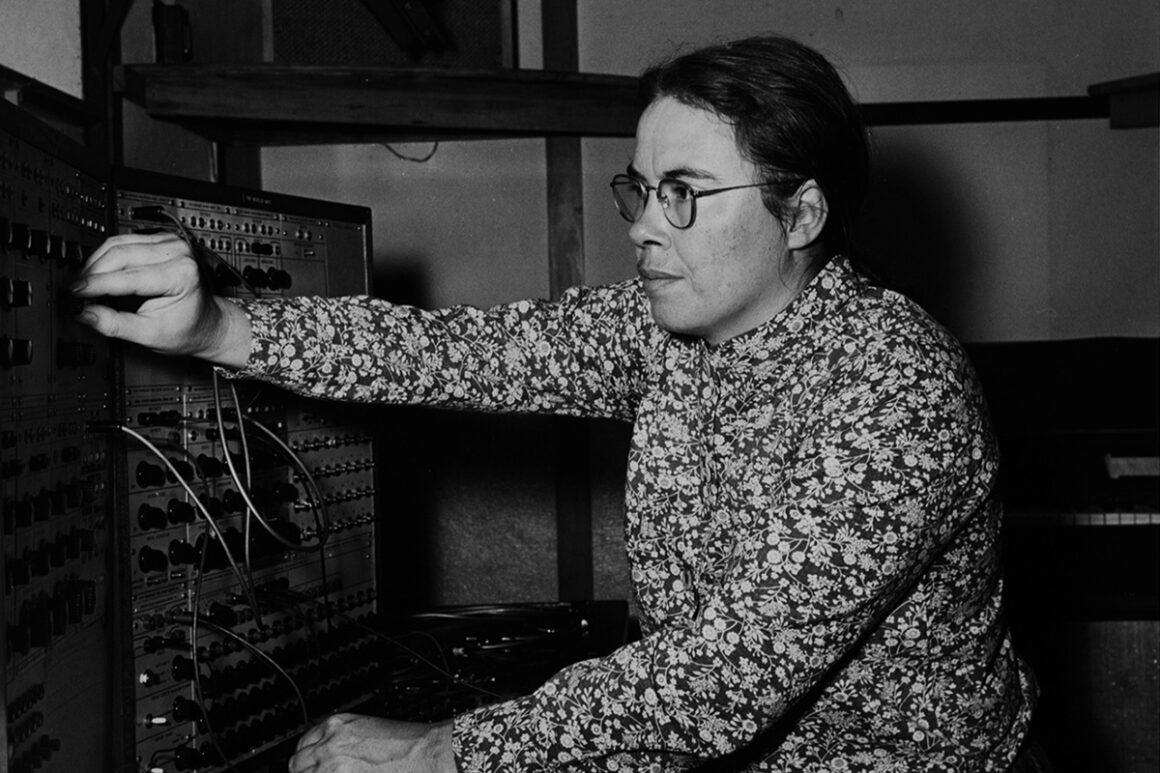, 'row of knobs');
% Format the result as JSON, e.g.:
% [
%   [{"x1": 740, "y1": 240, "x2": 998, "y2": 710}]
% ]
[
  {"x1": 136, "y1": 485, "x2": 301, "y2": 531},
  {"x1": 3, "y1": 479, "x2": 90, "y2": 533},
  {"x1": 2, "y1": 217, "x2": 89, "y2": 264},
  {"x1": 7, "y1": 578, "x2": 98, "y2": 656},
  {"x1": 6, "y1": 528, "x2": 96, "y2": 587},
  {"x1": 135, "y1": 453, "x2": 299, "y2": 489},
  {"x1": 8, "y1": 734, "x2": 62, "y2": 773},
  {"x1": 136, "y1": 520, "x2": 302, "y2": 574},
  {"x1": 212, "y1": 264, "x2": 292, "y2": 291},
  {"x1": 0, "y1": 336, "x2": 99, "y2": 369}
]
